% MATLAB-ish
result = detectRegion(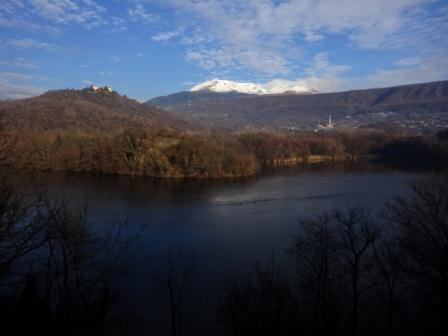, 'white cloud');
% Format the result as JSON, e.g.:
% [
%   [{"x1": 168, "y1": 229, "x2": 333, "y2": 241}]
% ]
[
  {"x1": 185, "y1": 47, "x2": 288, "y2": 75},
  {"x1": 393, "y1": 57, "x2": 422, "y2": 67},
  {"x1": 0, "y1": 16, "x2": 13, "y2": 28},
  {"x1": 160, "y1": 0, "x2": 447, "y2": 77},
  {"x1": 2, "y1": 0, "x2": 129, "y2": 32},
  {"x1": 136, "y1": 52, "x2": 144, "y2": 57},
  {"x1": 128, "y1": 4, "x2": 157, "y2": 24},
  {"x1": 0, "y1": 59, "x2": 38, "y2": 69},
  {"x1": 192, "y1": 53, "x2": 352, "y2": 93},
  {"x1": 1, "y1": 0, "x2": 25, "y2": 26},
  {"x1": 0, "y1": 69, "x2": 43, "y2": 100},
  {"x1": 151, "y1": 30, "x2": 180, "y2": 42},
  {"x1": 6, "y1": 38, "x2": 57, "y2": 50},
  {"x1": 30, "y1": 0, "x2": 107, "y2": 28},
  {"x1": 110, "y1": 16, "x2": 127, "y2": 32},
  {"x1": 273, "y1": 53, "x2": 352, "y2": 92},
  {"x1": 181, "y1": 33, "x2": 208, "y2": 45},
  {"x1": 31, "y1": 0, "x2": 73, "y2": 19},
  {"x1": 362, "y1": 53, "x2": 448, "y2": 88},
  {"x1": 0, "y1": 72, "x2": 32, "y2": 81},
  {"x1": 186, "y1": 51, "x2": 218, "y2": 70},
  {"x1": 271, "y1": 52, "x2": 448, "y2": 92},
  {"x1": 0, "y1": 80, "x2": 44, "y2": 100},
  {"x1": 0, "y1": 0, "x2": 60, "y2": 34},
  {"x1": 304, "y1": 30, "x2": 325, "y2": 42},
  {"x1": 182, "y1": 81, "x2": 196, "y2": 86},
  {"x1": 305, "y1": 53, "x2": 351, "y2": 78}
]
